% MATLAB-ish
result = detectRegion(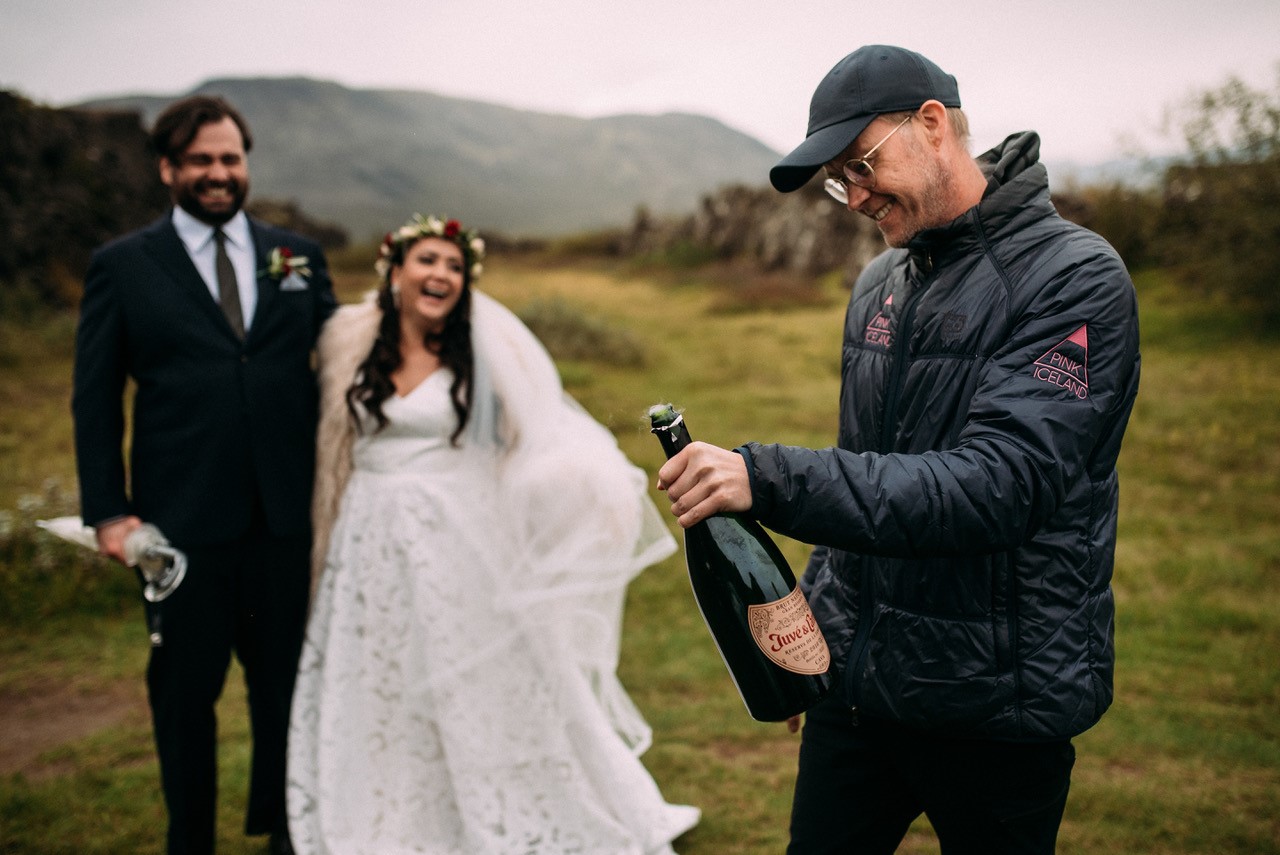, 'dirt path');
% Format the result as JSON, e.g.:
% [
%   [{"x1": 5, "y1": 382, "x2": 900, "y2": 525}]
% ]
[{"x1": 0, "y1": 676, "x2": 149, "y2": 779}]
